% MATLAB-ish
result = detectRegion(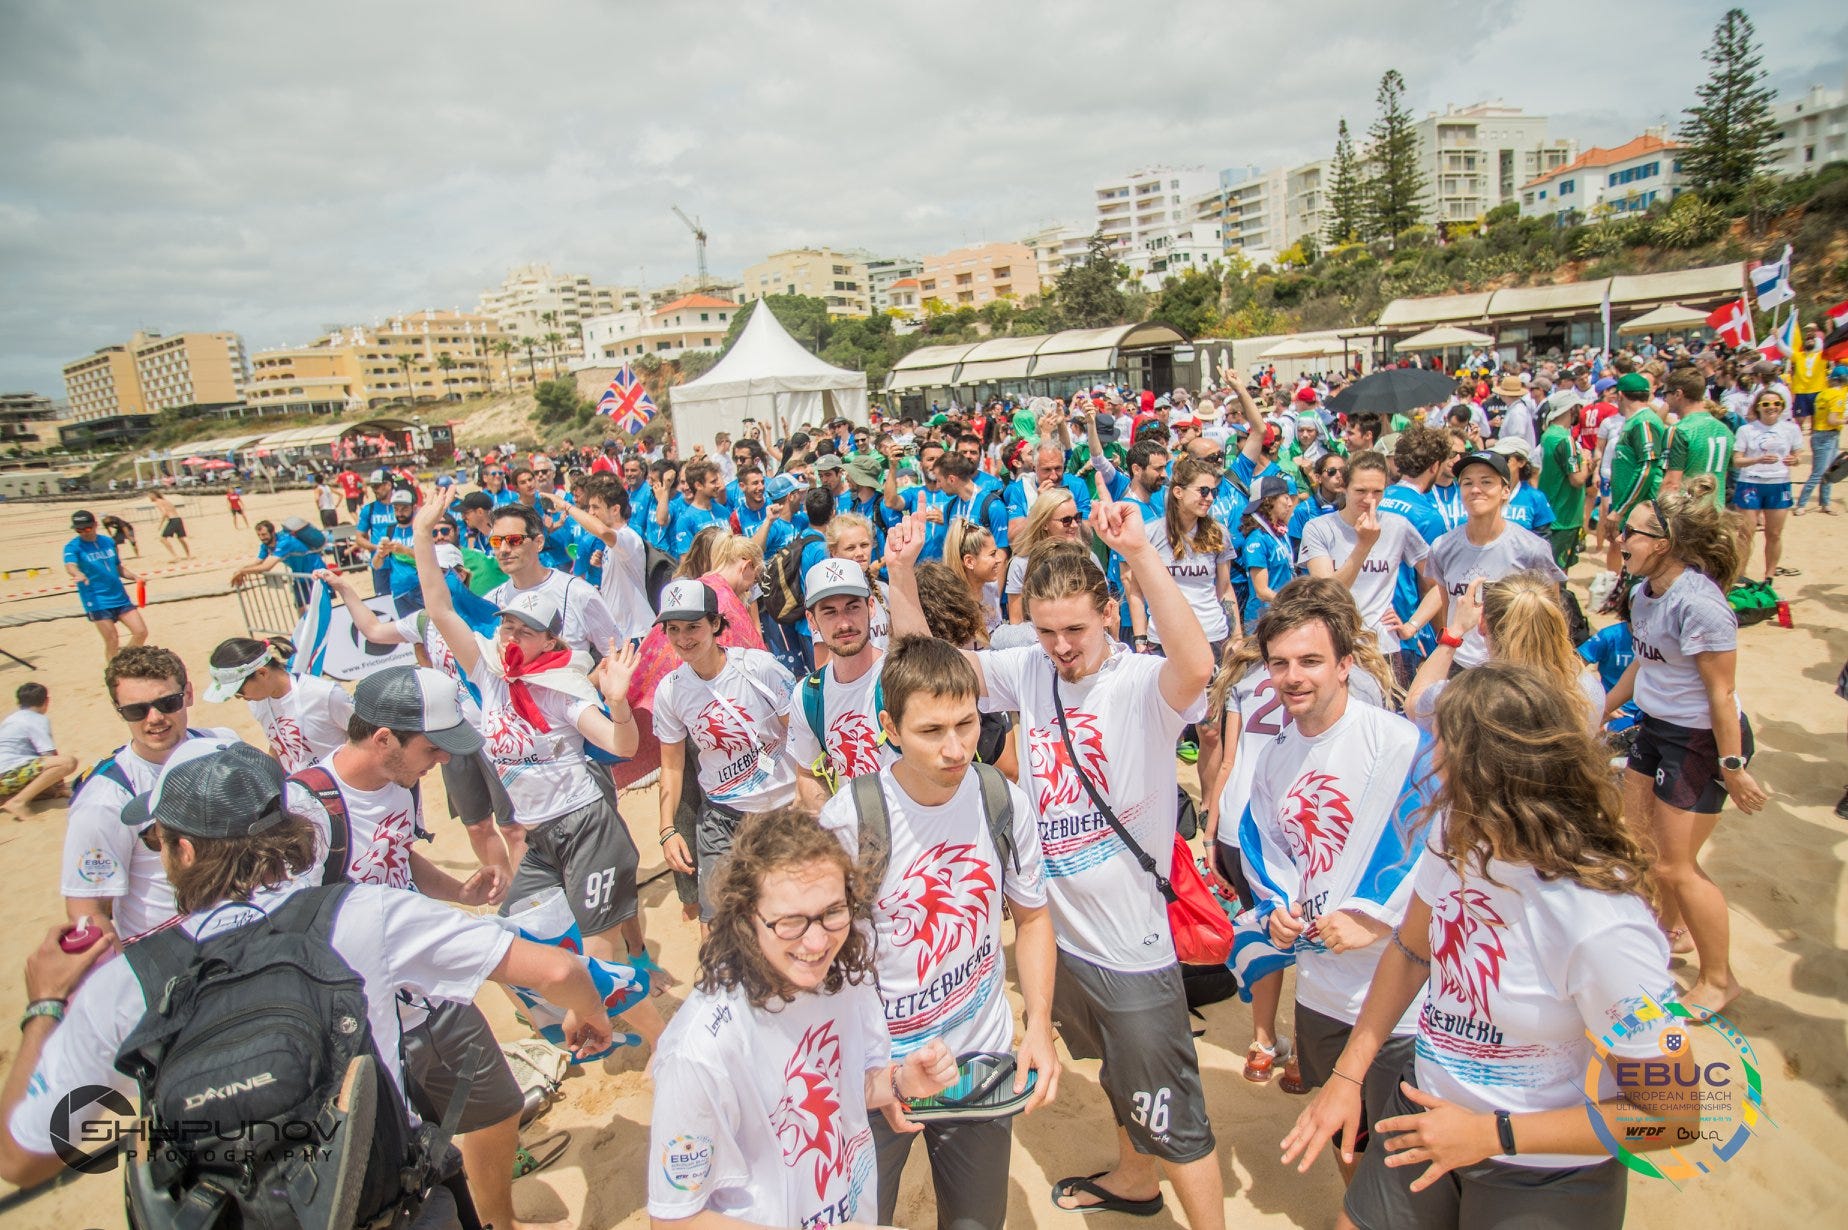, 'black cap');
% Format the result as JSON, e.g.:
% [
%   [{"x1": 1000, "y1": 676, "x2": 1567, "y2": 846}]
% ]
[
  {"x1": 1253, "y1": 475, "x2": 1292, "y2": 503},
  {"x1": 1456, "y1": 450, "x2": 1511, "y2": 483},
  {"x1": 70, "y1": 509, "x2": 97, "y2": 528},
  {"x1": 459, "y1": 491, "x2": 495, "y2": 514},
  {"x1": 121, "y1": 742, "x2": 289, "y2": 838}
]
